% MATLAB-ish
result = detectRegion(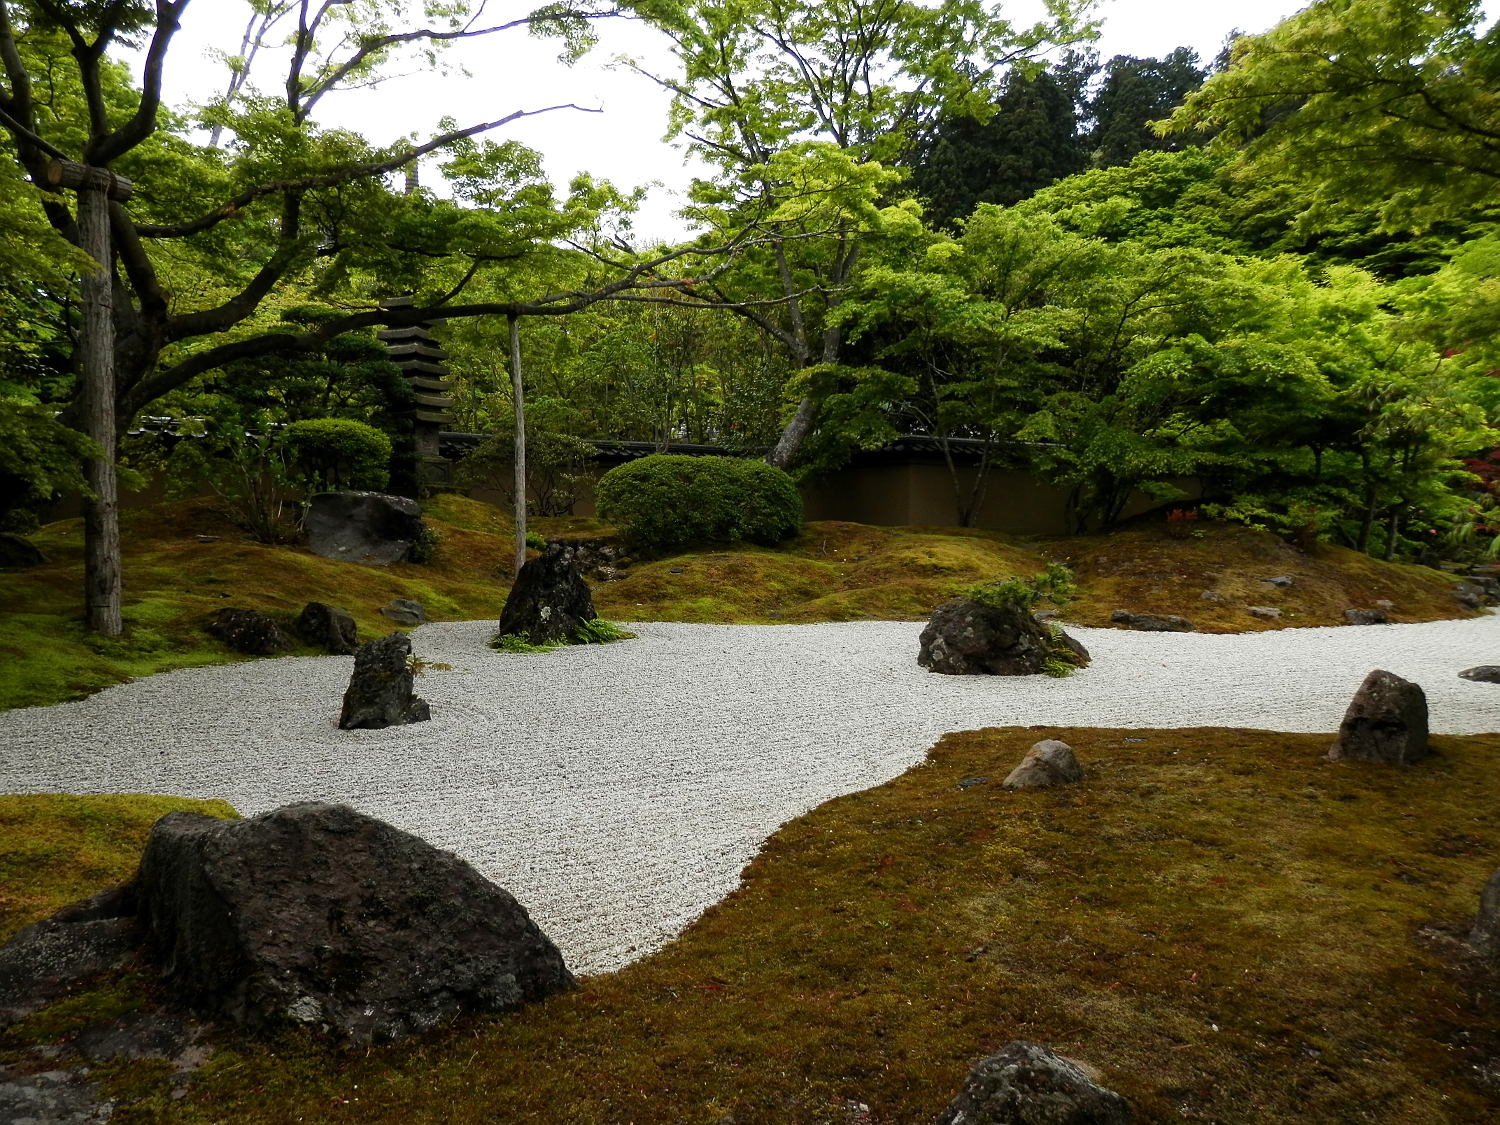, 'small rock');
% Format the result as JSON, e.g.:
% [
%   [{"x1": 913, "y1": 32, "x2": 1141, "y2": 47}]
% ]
[
  {"x1": 1199, "y1": 590, "x2": 1225, "y2": 603},
  {"x1": 294, "y1": 602, "x2": 357, "y2": 654},
  {"x1": 1261, "y1": 575, "x2": 1294, "y2": 589},
  {"x1": 194, "y1": 534, "x2": 218, "y2": 544},
  {"x1": 1246, "y1": 605, "x2": 1282, "y2": 620},
  {"x1": 0, "y1": 886, "x2": 139, "y2": 1029},
  {"x1": 1343, "y1": 608, "x2": 1387, "y2": 626},
  {"x1": 1003, "y1": 740, "x2": 1084, "y2": 790},
  {"x1": 1452, "y1": 582, "x2": 1486, "y2": 610},
  {"x1": 1469, "y1": 867, "x2": 1500, "y2": 962},
  {"x1": 1459, "y1": 666, "x2": 1500, "y2": 684},
  {"x1": 0, "y1": 532, "x2": 46, "y2": 568},
  {"x1": 1110, "y1": 610, "x2": 1192, "y2": 632},
  {"x1": 206, "y1": 608, "x2": 291, "y2": 656},
  {"x1": 305, "y1": 491, "x2": 426, "y2": 567},
  {"x1": 339, "y1": 633, "x2": 430, "y2": 730},
  {"x1": 135, "y1": 802, "x2": 575, "y2": 1044},
  {"x1": 1033, "y1": 608, "x2": 1059, "y2": 621},
  {"x1": 933, "y1": 1041, "x2": 1131, "y2": 1125},
  {"x1": 497, "y1": 542, "x2": 598, "y2": 646},
  {"x1": 1327, "y1": 669, "x2": 1429, "y2": 765},
  {"x1": 380, "y1": 598, "x2": 426, "y2": 627}
]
